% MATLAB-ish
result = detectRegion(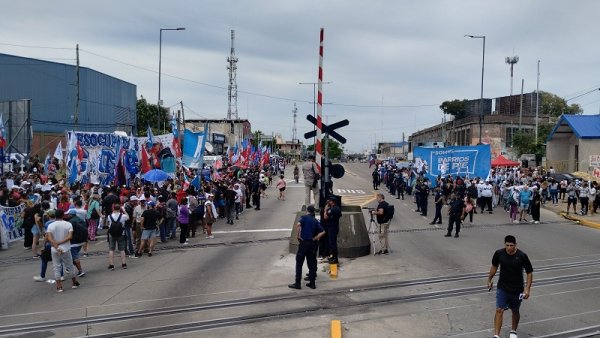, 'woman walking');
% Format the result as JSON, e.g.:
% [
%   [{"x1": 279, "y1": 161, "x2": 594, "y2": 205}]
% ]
[
  {"x1": 178, "y1": 197, "x2": 190, "y2": 245},
  {"x1": 276, "y1": 175, "x2": 287, "y2": 200},
  {"x1": 86, "y1": 194, "x2": 102, "y2": 241}
]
